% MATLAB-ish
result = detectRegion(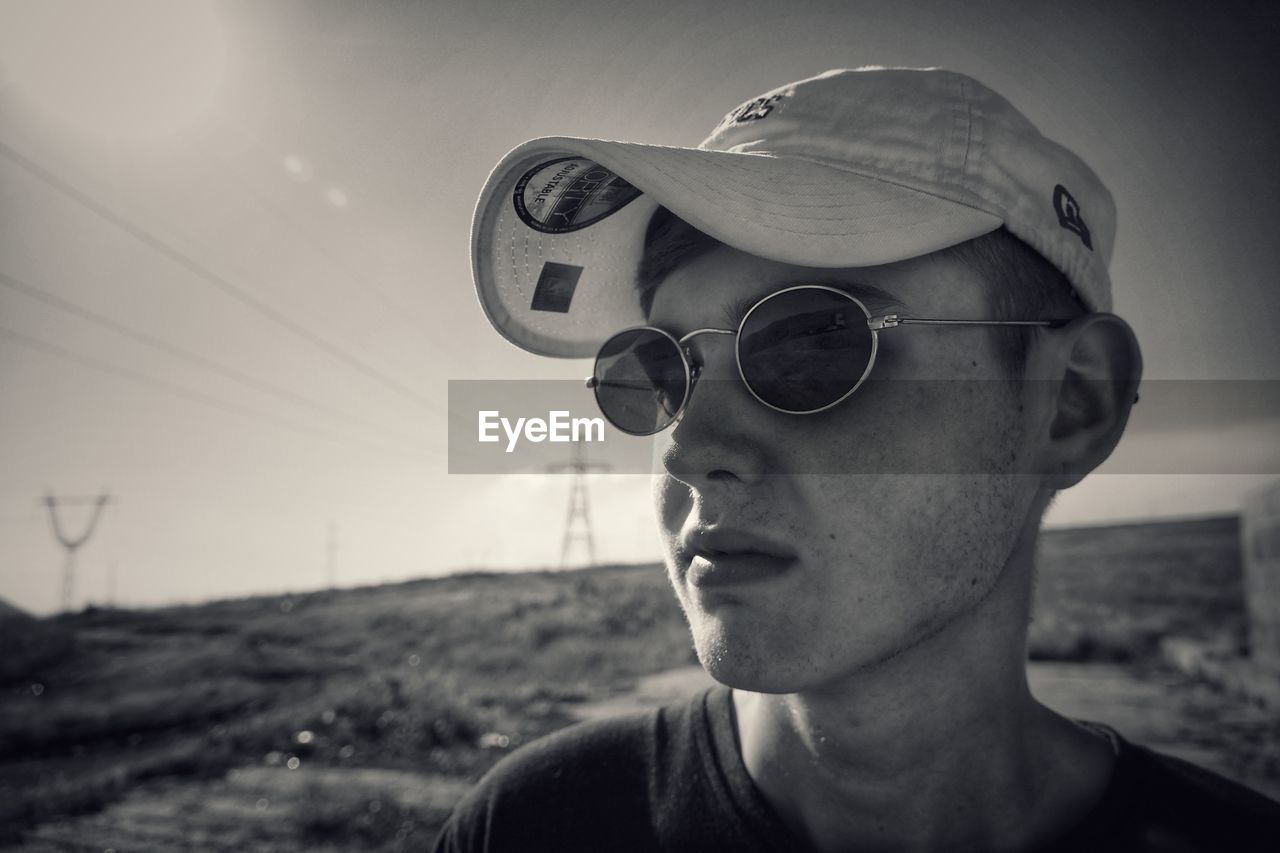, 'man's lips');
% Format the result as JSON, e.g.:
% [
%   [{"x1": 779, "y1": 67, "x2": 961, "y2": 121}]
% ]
[{"x1": 678, "y1": 528, "x2": 798, "y2": 588}]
